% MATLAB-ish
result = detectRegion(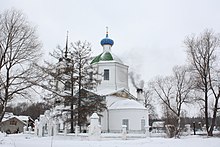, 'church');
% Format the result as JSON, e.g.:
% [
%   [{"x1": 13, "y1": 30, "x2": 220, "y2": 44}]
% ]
[
  {"x1": 36, "y1": 29, "x2": 149, "y2": 135},
  {"x1": 90, "y1": 29, "x2": 149, "y2": 133}
]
